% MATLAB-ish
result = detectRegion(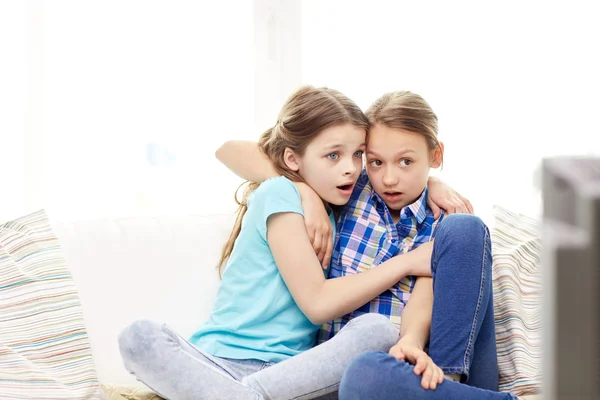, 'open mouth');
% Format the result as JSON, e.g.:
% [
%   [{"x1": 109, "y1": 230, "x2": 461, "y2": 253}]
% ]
[
  {"x1": 337, "y1": 184, "x2": 354, "y2": 196},
  {"x1": 383, "y1": 191, "x2": 403, "y2": 200}
]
